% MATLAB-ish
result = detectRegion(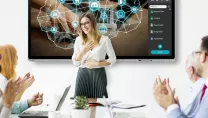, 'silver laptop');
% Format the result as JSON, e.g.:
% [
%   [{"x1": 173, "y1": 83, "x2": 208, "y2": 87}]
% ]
[{"x1": 18, "y1": 85, "x2": 71, "y2": 118}]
